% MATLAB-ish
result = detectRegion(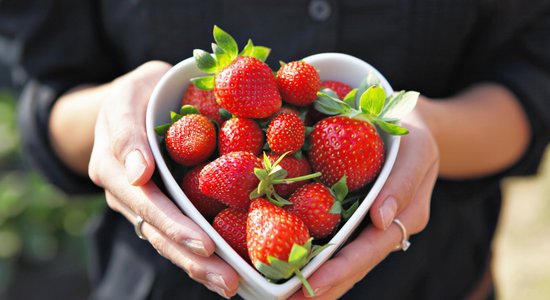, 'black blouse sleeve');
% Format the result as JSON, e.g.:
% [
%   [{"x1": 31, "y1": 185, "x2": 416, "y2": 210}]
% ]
[
  {"x1": 0, "y1": 0, "x2": 121, "y2": 195},
  {"x1": 485, "y1": 1, "x2": 550, "y2": 177}
]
